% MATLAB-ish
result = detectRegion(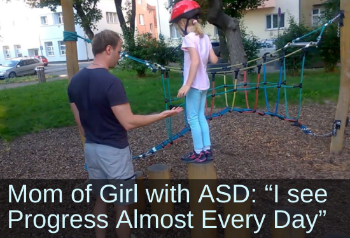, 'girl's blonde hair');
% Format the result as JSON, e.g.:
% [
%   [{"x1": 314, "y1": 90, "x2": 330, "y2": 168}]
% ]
[{"x1": 175, "y1": 18, "x2": 204, "y2": 38}]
